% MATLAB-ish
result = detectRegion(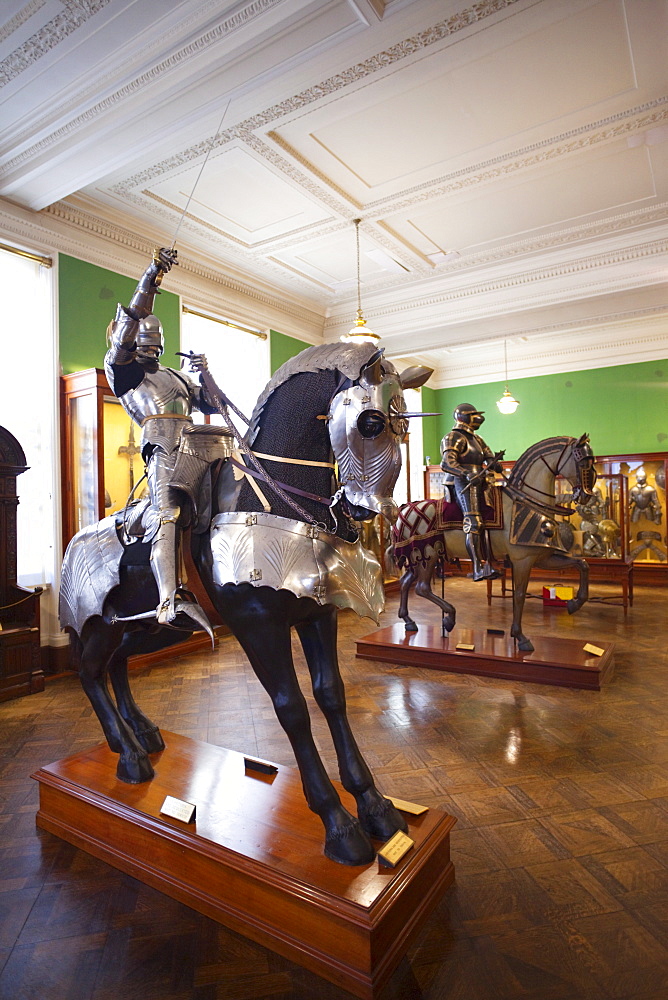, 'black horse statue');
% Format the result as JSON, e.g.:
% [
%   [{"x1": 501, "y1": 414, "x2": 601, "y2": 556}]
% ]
[
  {"x1": 60, "y1": 342, "x2": 431, "y2": 865},
  {"x1": 392, "y1": 435, "x2": 597, "y2": 651}
]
